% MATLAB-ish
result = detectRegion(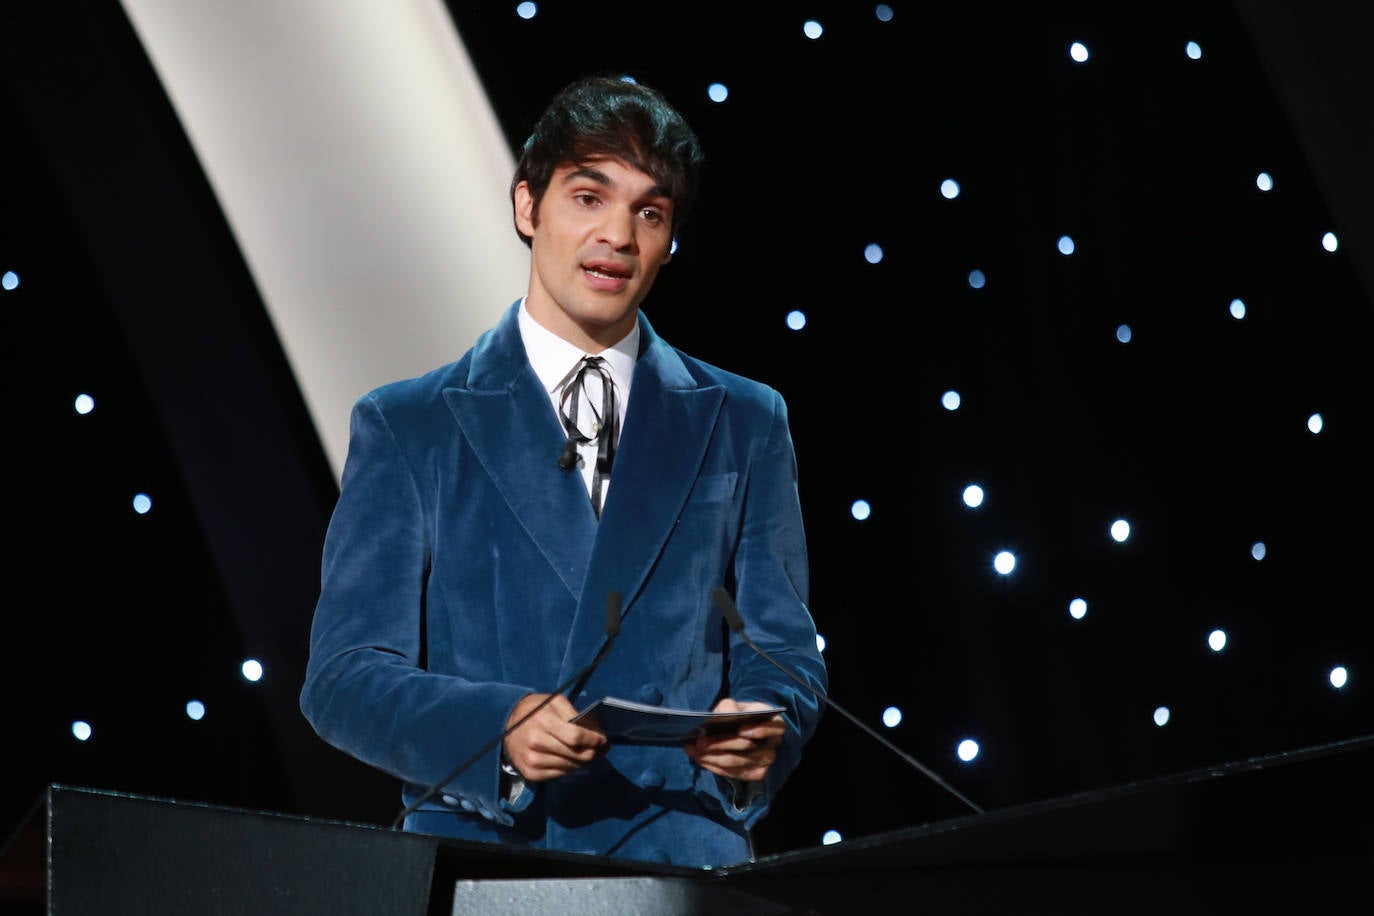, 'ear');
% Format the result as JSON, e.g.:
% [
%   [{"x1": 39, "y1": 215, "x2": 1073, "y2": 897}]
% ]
[{"x1": 513, "y1": 181, "x2": 537, "y2": 238}]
